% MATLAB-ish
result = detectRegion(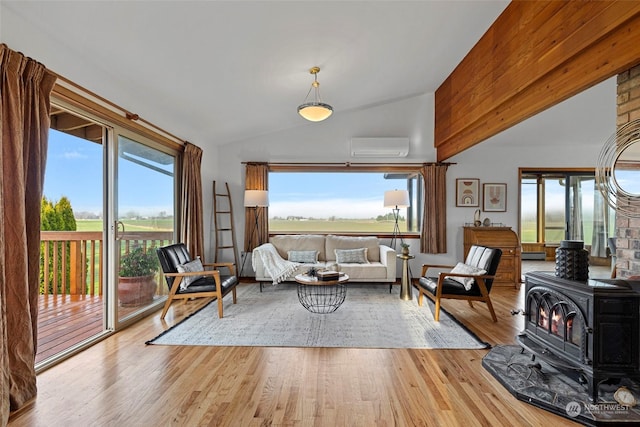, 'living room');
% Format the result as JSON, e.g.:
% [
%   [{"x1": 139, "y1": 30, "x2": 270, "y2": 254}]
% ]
[{"x1": 3, "y1": 1, "x2": 640, "y2": 426}]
